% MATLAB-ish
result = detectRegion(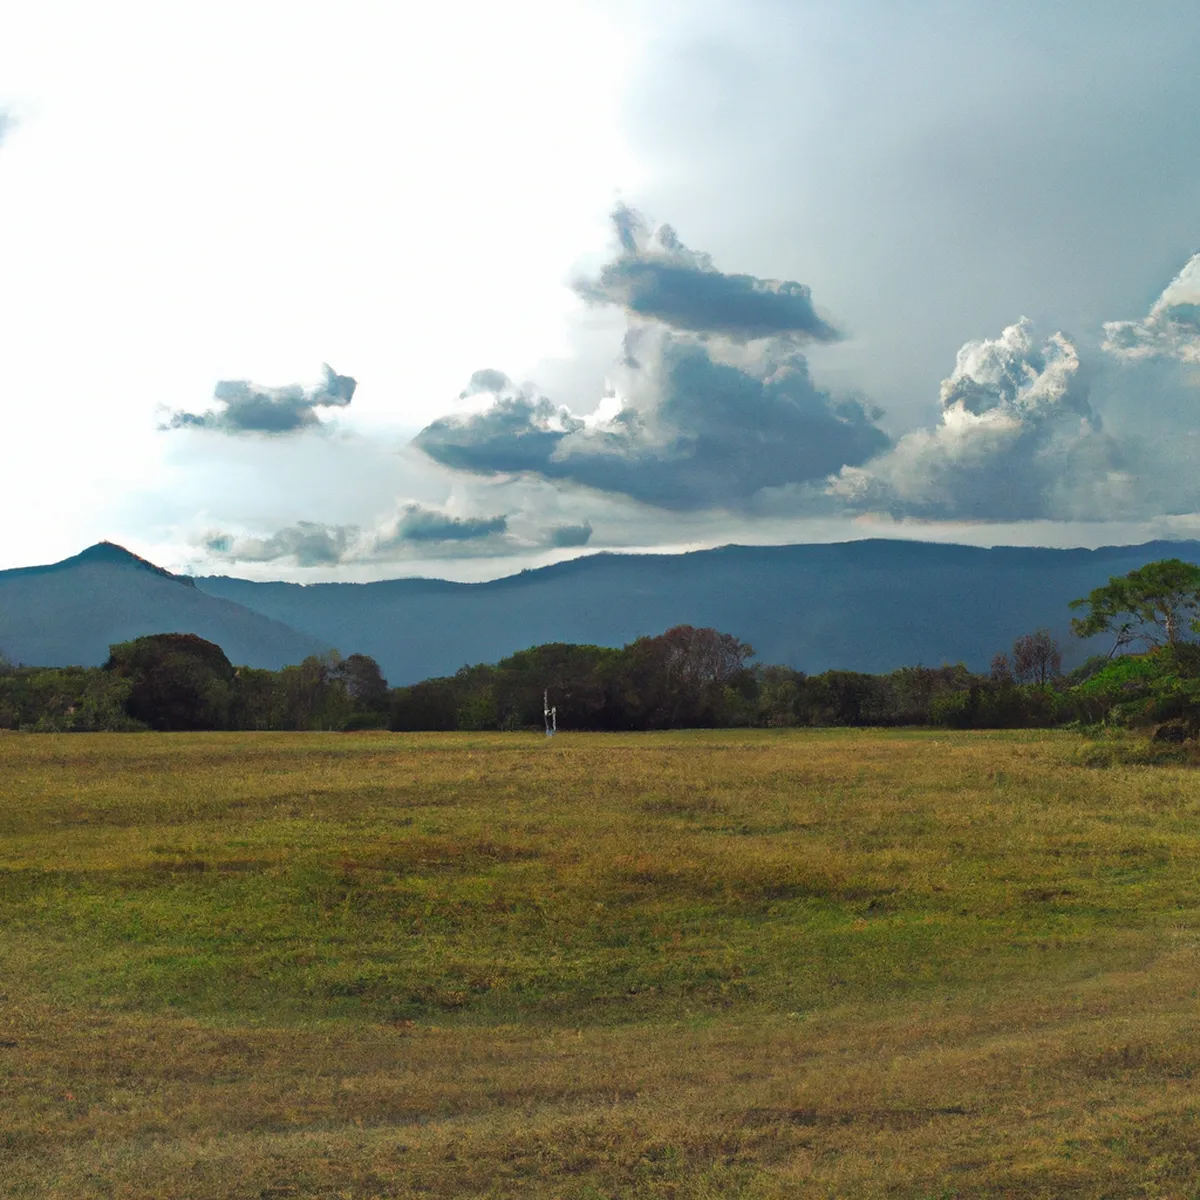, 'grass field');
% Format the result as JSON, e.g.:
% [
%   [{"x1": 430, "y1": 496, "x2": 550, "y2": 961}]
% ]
[{"x1": 3, "y1": 728, "x2": 1200, "y2": 1198}]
